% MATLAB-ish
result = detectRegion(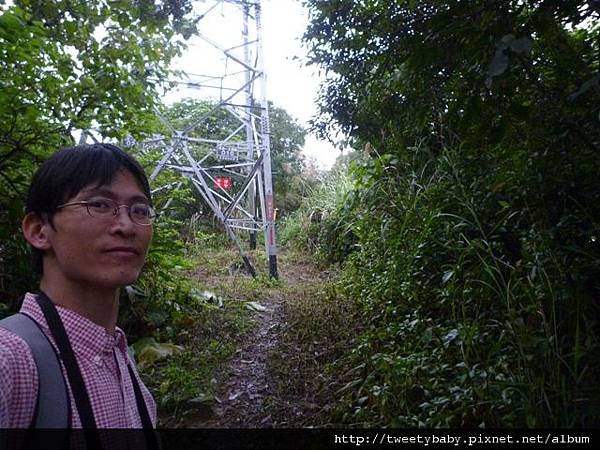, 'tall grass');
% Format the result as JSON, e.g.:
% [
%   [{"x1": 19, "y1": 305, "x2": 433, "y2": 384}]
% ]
[
  {"x1": 279, "y1": 166, "x2": 355, "y2": 260},
  {"x1": 286, "y1": 146, "x2": 599, "y2": 427}
]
